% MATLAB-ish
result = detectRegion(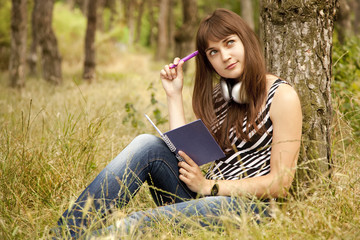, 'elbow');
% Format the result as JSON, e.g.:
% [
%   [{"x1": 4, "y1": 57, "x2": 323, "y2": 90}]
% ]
[{"x1": 265, "y1": 174, "x2": 295, "y2": 198}]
